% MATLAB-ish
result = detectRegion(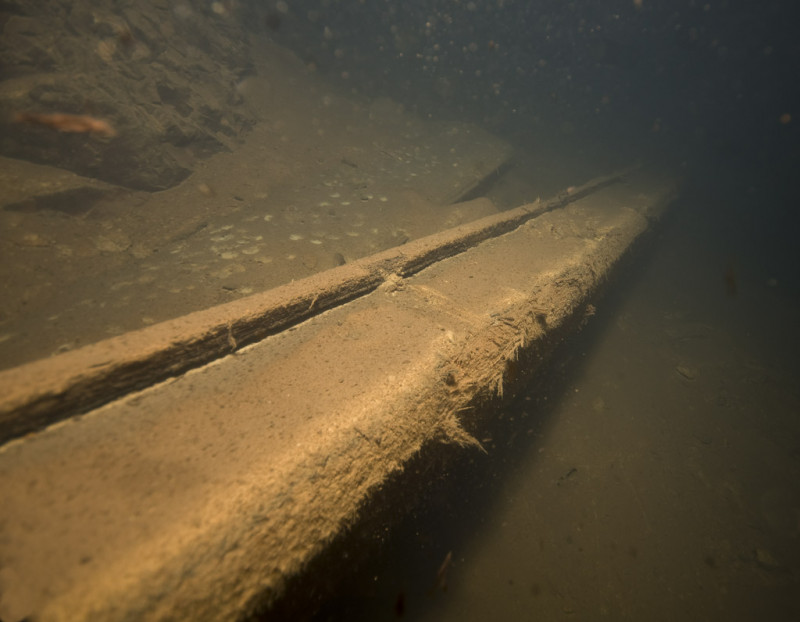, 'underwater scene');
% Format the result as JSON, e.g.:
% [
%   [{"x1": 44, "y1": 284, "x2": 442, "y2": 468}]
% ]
[{"x1": 0, "y1": 1, "x2": 798, "y2": 621}]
